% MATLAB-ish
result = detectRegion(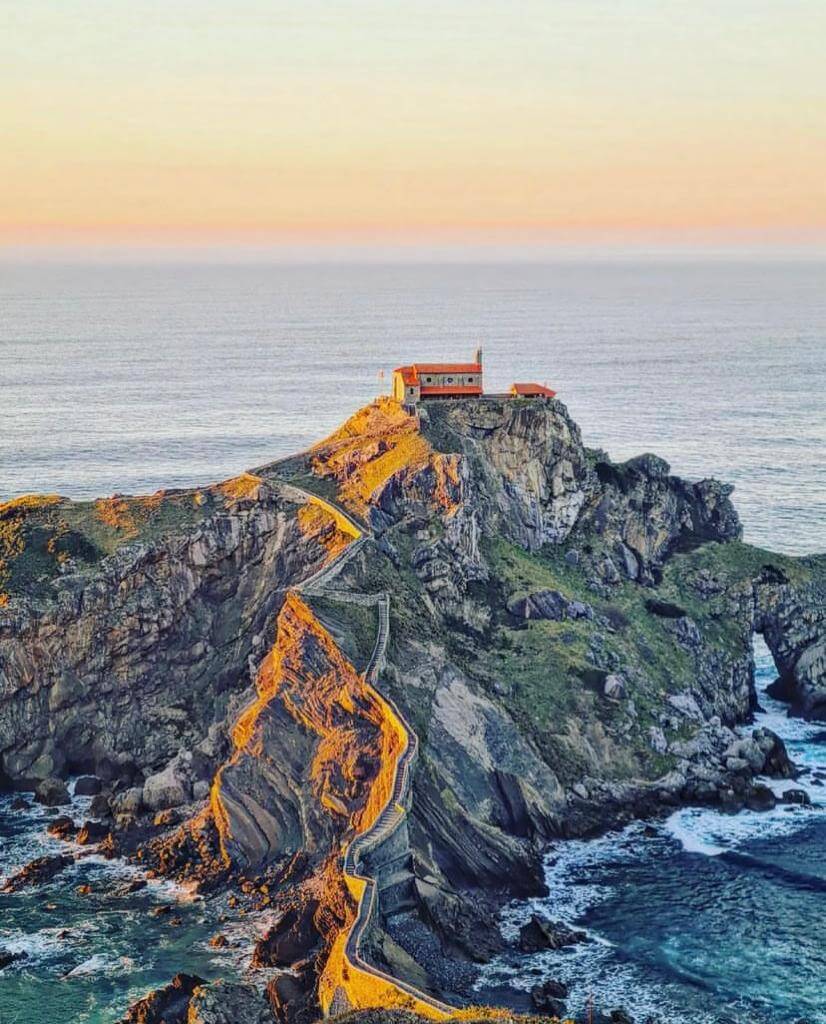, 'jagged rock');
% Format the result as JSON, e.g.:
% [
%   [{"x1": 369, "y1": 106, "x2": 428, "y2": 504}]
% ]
[
  {"x1": 119, "y1": 972, "x2": 205, "y2": 1024},
  {"x1": 74, "y1": 775, "x2": 102, "y2": 796},
  {"x1": 153, "y1": 807, "x2": 180, "y2": 827},
  {"x1": 530, "y1": 977, "x2": 568, "y2": 1014},
  {"x1": 187, "y1": 980, "x2": 271, "y2": 1024},
  {"x1": 76, "y1": 819, "x2": 110, "y2": 844},
  {"x1": 267, "y1": 966, "x2": 317, "y2": 1024},
  {"x1": 416, "y1": 880, "x2": 507, "y2": 962},
  {"x1": 143, "y1": 761, "x2": 191, "y2": 811},
  {"x1": 89, "y1": 793, "x2": 112, "y2": 818},
  {"x1": 508, "y1": 589, "x2": 568, "y2": 621},
  {"x1": 752, "y1": 728, "x2": 796, "y2": 778},
  {"x1": 604, "y1": 674, "x2": 627, "y2": 700},
  {"x1": 10, "y1": 796, "x2": 30, "y2": 811},
  {"x1": 745, "y1": 784, "x2": 777, "y2": 812},
  {"x1": 46, "y1": 815, "x2": 77, "y2": 839},
  {"x1": 252, "y1": 901, "x2": 323, "y2": 967},
  {"x1": 2, "y1": 394, "x2": 824, "y2": 1015},
  {"x1": 34, "y1": 777, "x2": 70, "y2": 806},
  {"x1": 2, "y1": 854, "x2": 73, "y2": 892},
  {"x1": 780, "y1": 788, "x2": 811, "y2": 806},
  {"x1": 519, "y1": 913, "x2": 586, "y2": 952}
]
